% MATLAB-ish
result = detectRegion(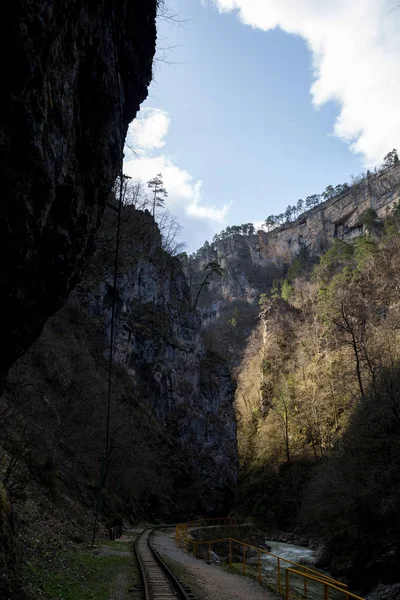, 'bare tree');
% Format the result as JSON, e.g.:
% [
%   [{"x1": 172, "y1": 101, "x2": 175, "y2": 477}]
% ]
[
  {"x1": 123, "y1": 179, "x2": 150, "y2": 210},
  {"x1": 156, "y1": 210, "x2": 186, "y2": 256}
]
